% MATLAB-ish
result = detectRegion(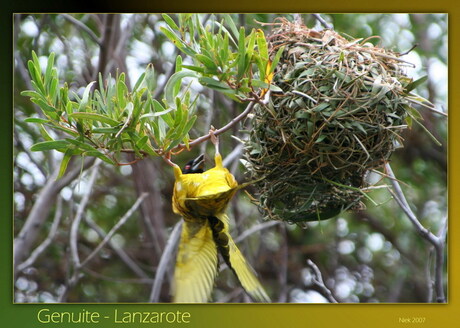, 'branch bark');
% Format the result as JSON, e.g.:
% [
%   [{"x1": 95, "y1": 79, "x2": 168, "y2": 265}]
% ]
[
  {"x1": 149, "y1": 221, "x2": 182, "y2": 302},
  {"x1": 16, "y1": 196, "x2": 63, "y2": 272},
  {"x1": 385, "y1": 163, "x2": 446, "y2": 303},
  {"x1": 14, "y1": 157, "x2": 96, "y2": 278},
  {"x1": 306, "y1": 259, "x2": 338, "y2": 303},
  {"x1": 79, "y1": 192, "x2": 148, "y2": 268}
]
